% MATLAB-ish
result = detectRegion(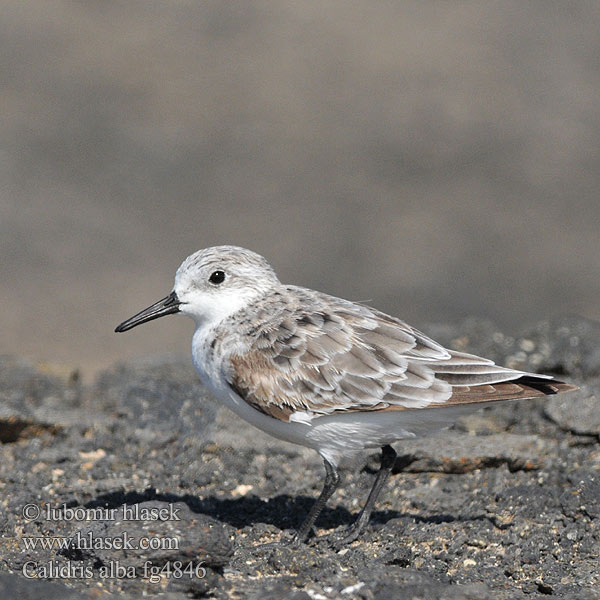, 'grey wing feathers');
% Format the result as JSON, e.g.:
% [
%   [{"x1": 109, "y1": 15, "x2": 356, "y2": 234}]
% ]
[{"x1": 226, "y1": 287, "x2": 570, "y2": 422}]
